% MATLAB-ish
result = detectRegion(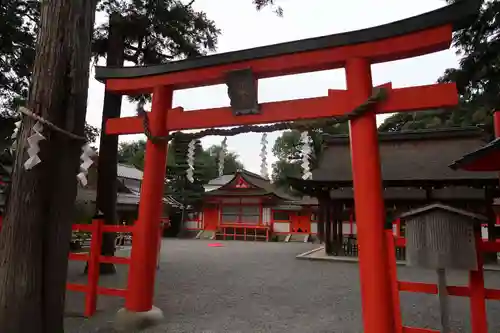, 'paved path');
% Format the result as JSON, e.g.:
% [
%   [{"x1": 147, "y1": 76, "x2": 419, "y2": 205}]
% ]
[{"x1": 65, "y1": 239, "x2": 500, "y2": 332}]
